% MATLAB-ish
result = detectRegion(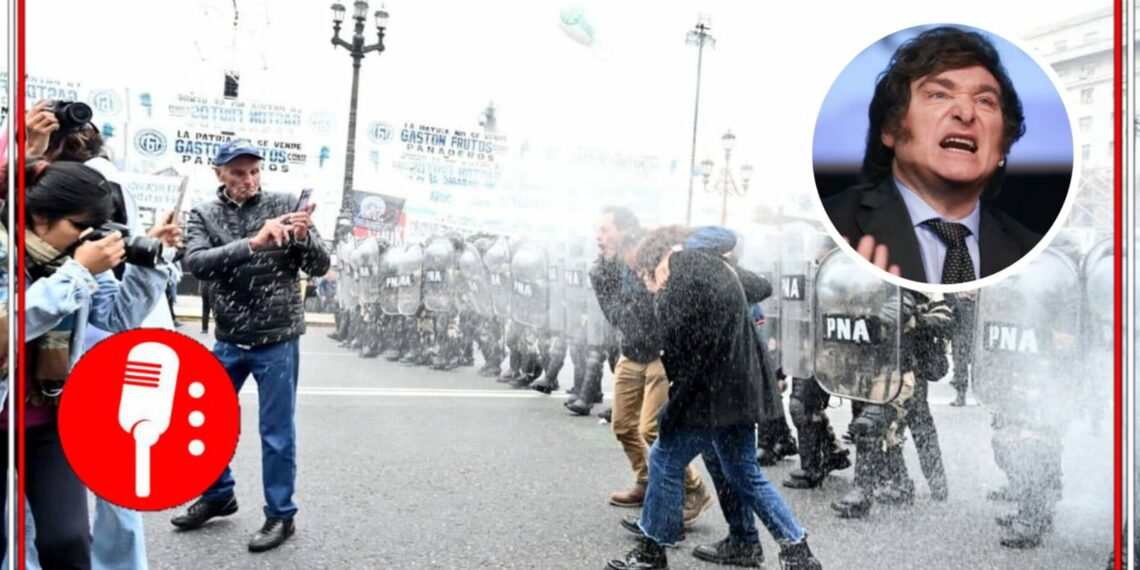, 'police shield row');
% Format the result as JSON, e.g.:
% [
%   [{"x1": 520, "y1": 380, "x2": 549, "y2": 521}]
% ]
[
  {"x1": 328, "y1": 232, "x2": 617, "y2": 415},
  {"x1": 328, "y1": 220, "x2": 1112, "y2": 555}
]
